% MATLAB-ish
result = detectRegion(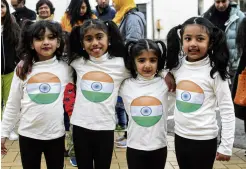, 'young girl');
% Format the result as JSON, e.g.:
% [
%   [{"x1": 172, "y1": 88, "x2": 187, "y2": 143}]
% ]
[
  {"x1": 119, "y1": 39, "x2": 168, "y2": 169},
  {"x1": 166, "y1": 17, "x2": 235, "y2": 169},
  {"x1": 68, "y1": 19, "x2": 129, "y2": 169},
  {"x1": 1, "y1": 20, "x2": 73, "y2": 169}
]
